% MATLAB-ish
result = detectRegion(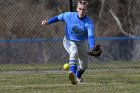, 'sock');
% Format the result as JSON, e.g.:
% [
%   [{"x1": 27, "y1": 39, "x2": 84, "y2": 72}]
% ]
[
  {"x1": 69, "y1": 60, "x2": 77, "y2": 74},
  {"x1": 76, "y1": 67, "x2": 85, "y2": 78}
]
